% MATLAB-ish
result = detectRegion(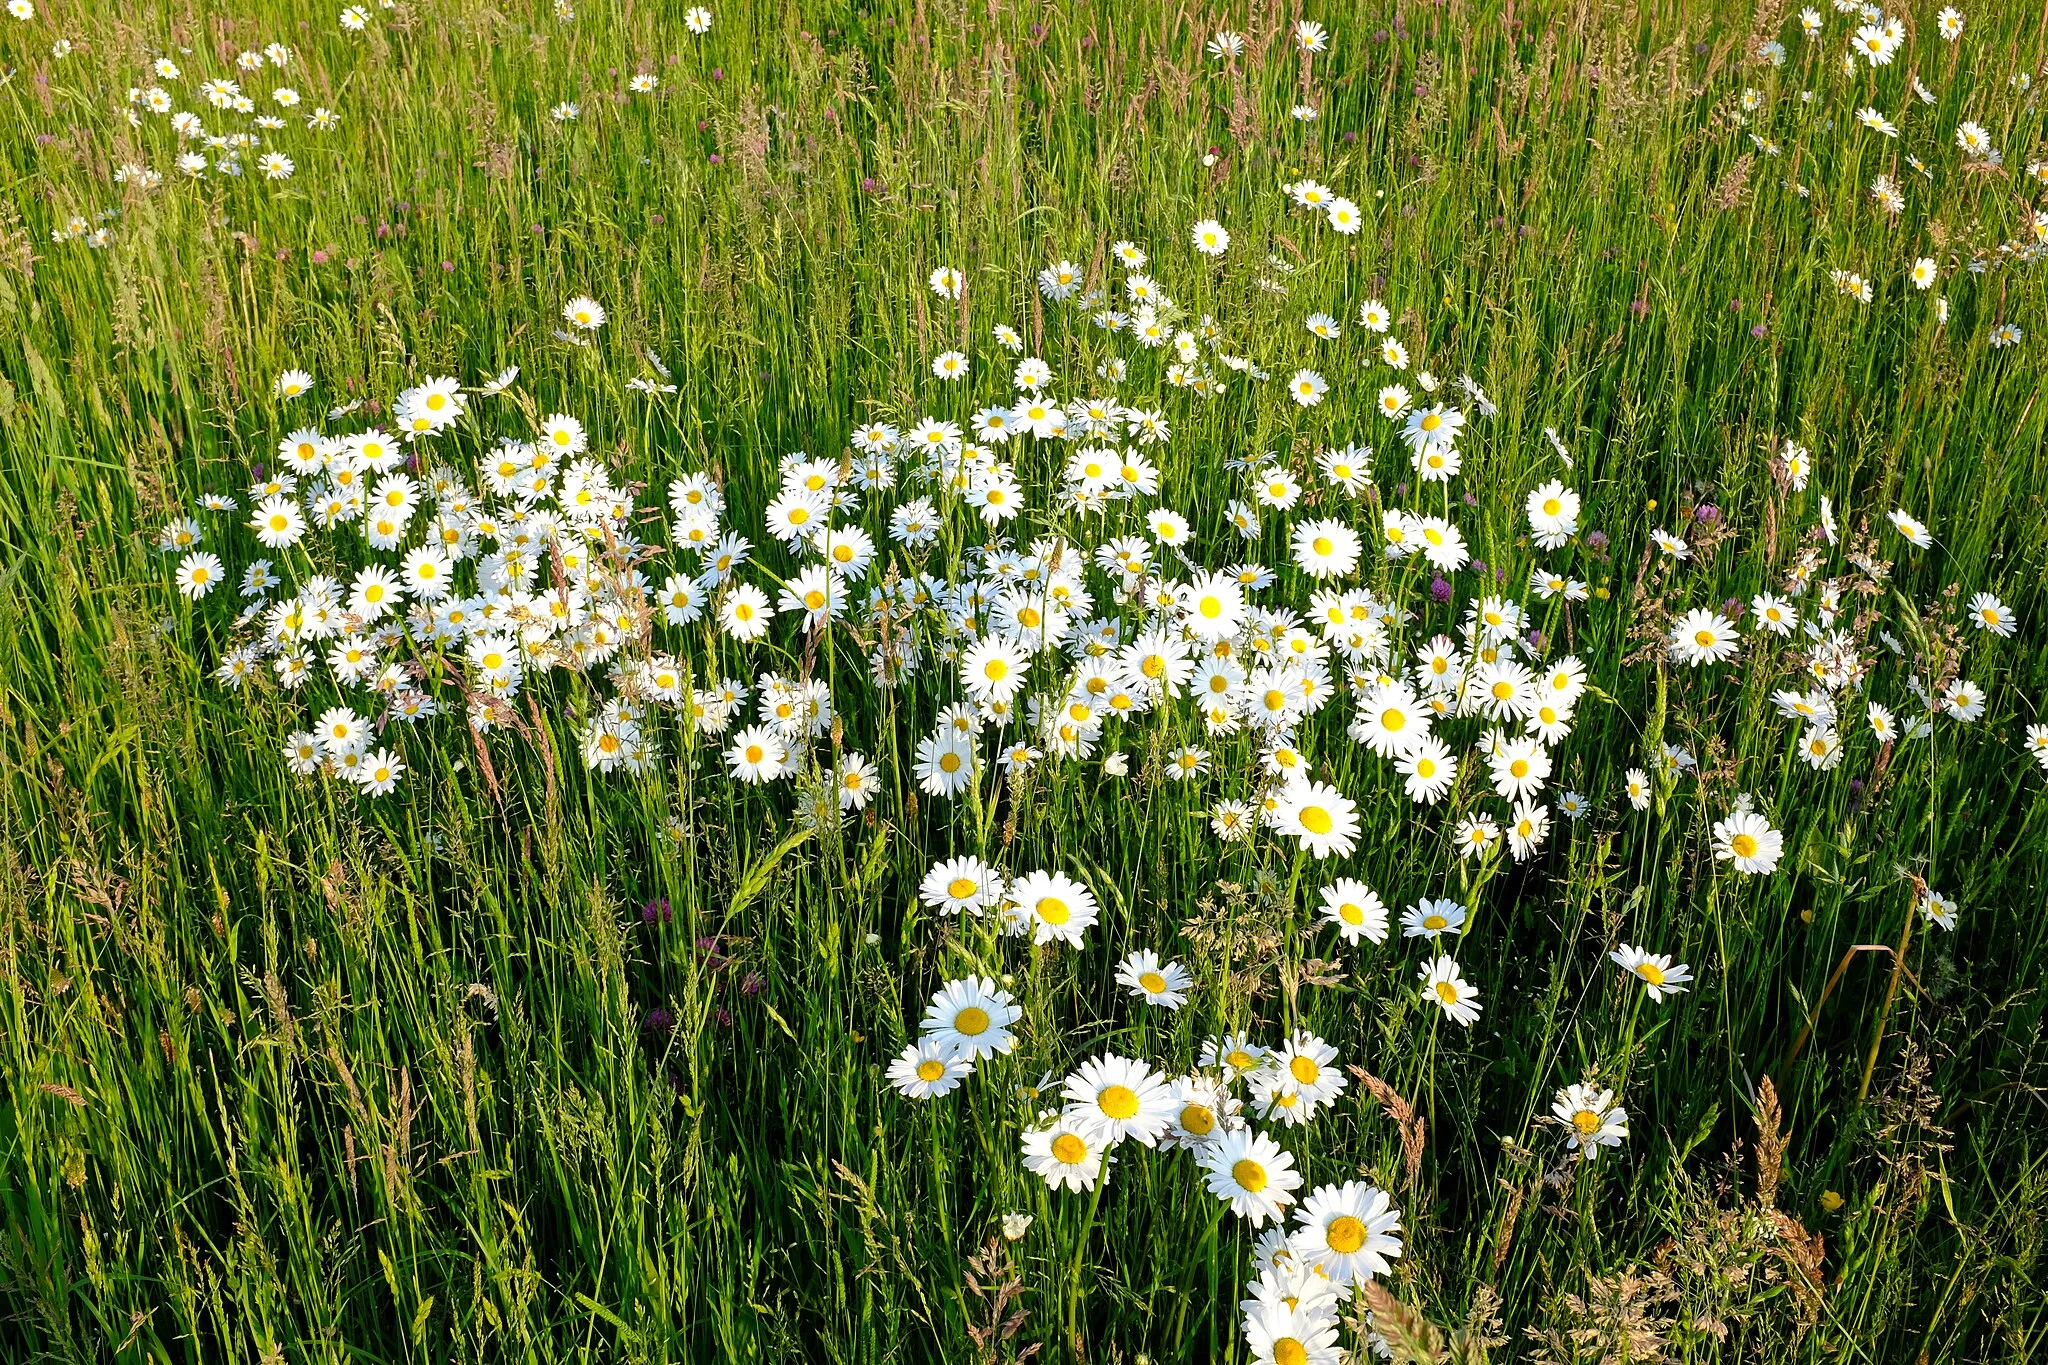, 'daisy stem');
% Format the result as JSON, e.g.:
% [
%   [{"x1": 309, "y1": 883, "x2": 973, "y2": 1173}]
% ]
[
  {"x1": 1064, "y1": 1161, "x2": 1109, "y2": 1359},
  {"x1": 1282, "y1": 846, "x2": 1308, "y2": 1036},
  {"x1": 1710, "y1": 872, "x2": 1734, "y2": 1099}
]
